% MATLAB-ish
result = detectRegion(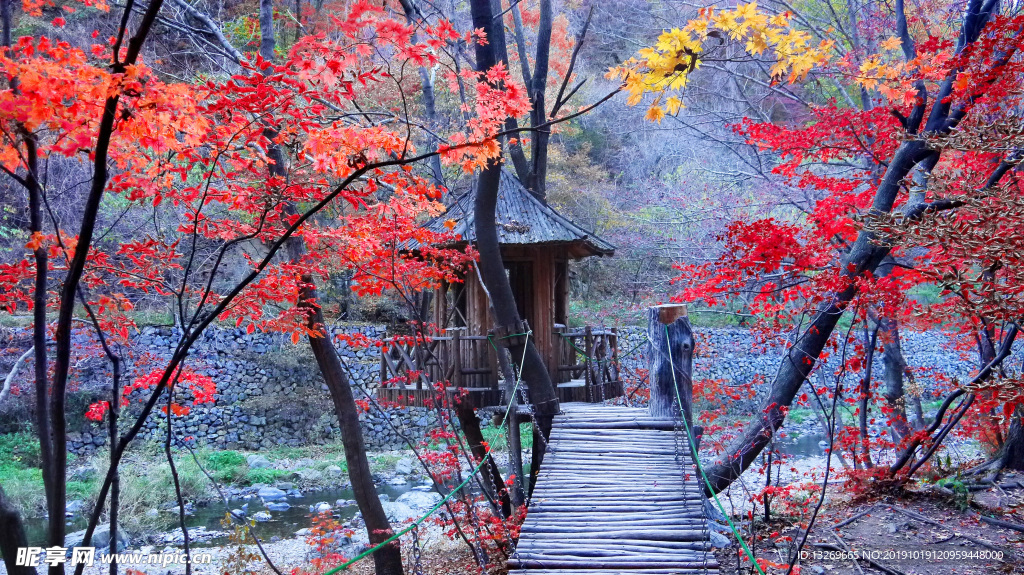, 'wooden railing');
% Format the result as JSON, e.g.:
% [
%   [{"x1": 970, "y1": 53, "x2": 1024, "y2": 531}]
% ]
[
  {"x1": 378, "y1": 329, "x2": 501, "y2": 406},
  {"x1": 378, "y1": 325, "x2": 623, "y2": 406},
  {"x1": 554, "y1": 326, "x2": 620, "y2": 384}
]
